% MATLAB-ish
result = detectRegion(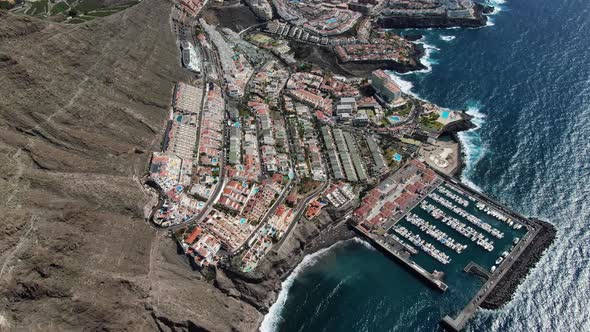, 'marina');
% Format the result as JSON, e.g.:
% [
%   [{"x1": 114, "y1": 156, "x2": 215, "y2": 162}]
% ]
[
  {"x1": 419, "y1": 200, "x2": 494, "y2": 252},
  {"x1": 393, "y1": 225, "x2": 452, "y2": 264},
  {"x1": 428, "y1": 192, "x2": 505, "y2": 239},
  {"x1": 352, "y1": 160, "x2": 536, "y2": 330},
  {"x1": 404, "y1": 213, "x2": 466, "y2": 254}
]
